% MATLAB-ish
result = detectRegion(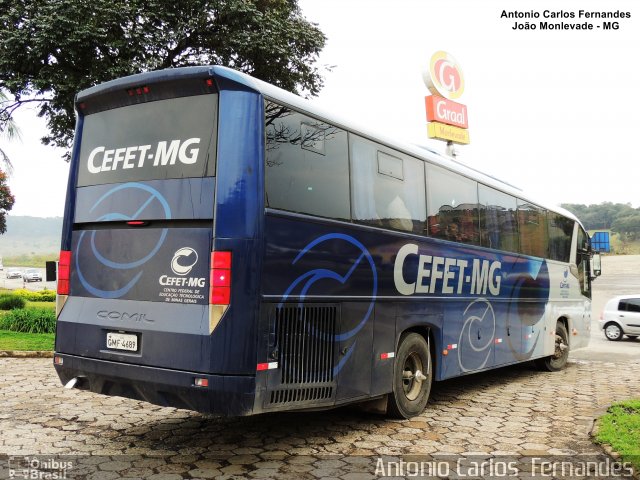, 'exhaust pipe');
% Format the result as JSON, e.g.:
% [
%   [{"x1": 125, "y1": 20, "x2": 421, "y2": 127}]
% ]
[{"x1": 64, "y1": 377, "x2": 82, "y2": 389}]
